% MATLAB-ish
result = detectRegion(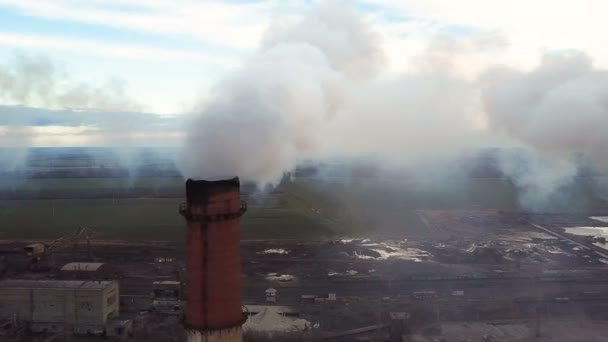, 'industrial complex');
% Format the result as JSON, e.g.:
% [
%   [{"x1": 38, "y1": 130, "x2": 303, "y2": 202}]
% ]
[{"x1": 1, "y1": 177, "x2": 608, "y2": 341}]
